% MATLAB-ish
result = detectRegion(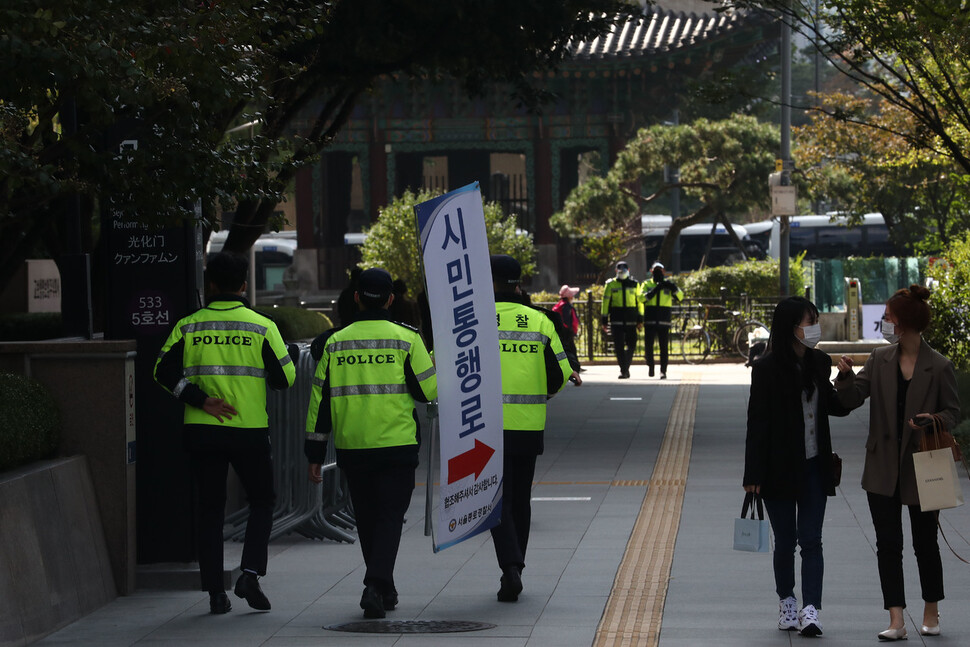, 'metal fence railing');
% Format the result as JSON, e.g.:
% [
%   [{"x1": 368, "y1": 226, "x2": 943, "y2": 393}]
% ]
[
  {"x1": 224, "y1": 344, "x2": 356, "y2": 544},
  {"x1": 531, "y1": 291, "x2": 781, "y2": 363}
]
